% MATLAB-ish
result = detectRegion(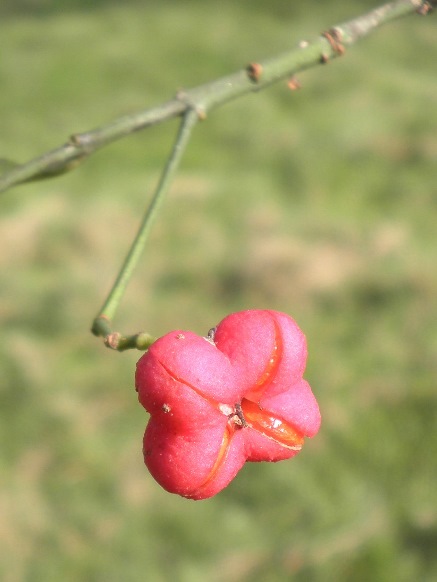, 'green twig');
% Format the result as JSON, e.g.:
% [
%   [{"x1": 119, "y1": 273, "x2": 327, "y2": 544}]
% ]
[
  {"x1": 0, "y1": 0, "x2": 432, "y2": 195},
  {"x1": 91, "y1": 108, "x2": 199, "y2": 349}
]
